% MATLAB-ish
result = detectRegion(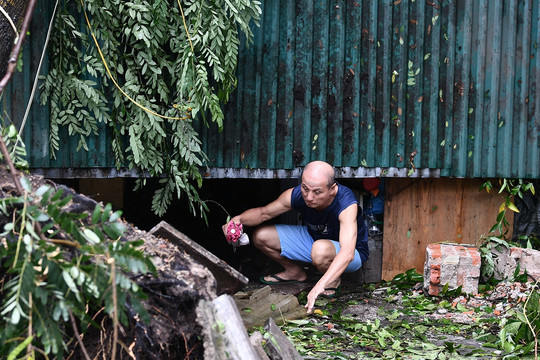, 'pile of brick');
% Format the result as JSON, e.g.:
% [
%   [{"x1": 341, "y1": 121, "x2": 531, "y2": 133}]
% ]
[
  {"x1": 491, "y1": 246, "x2": 540, "y2": 281},
  {"x1": 423, "y1": 243, "x2": 540, "y2": 296}
]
